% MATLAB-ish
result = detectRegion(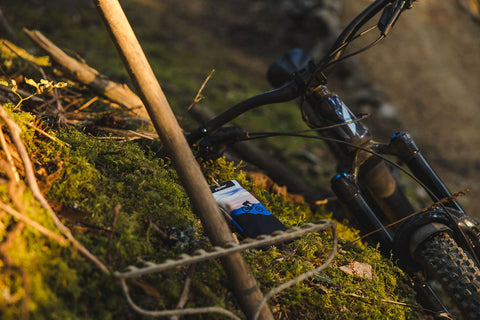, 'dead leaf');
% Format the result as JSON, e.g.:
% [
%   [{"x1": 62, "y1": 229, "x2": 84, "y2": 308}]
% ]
[
  {"x1": 128, "y1": 279, "x2": 161, "y2": 298},
  {"x1": 339, "y1": 261, "x2": 372, "y2": 279}
]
